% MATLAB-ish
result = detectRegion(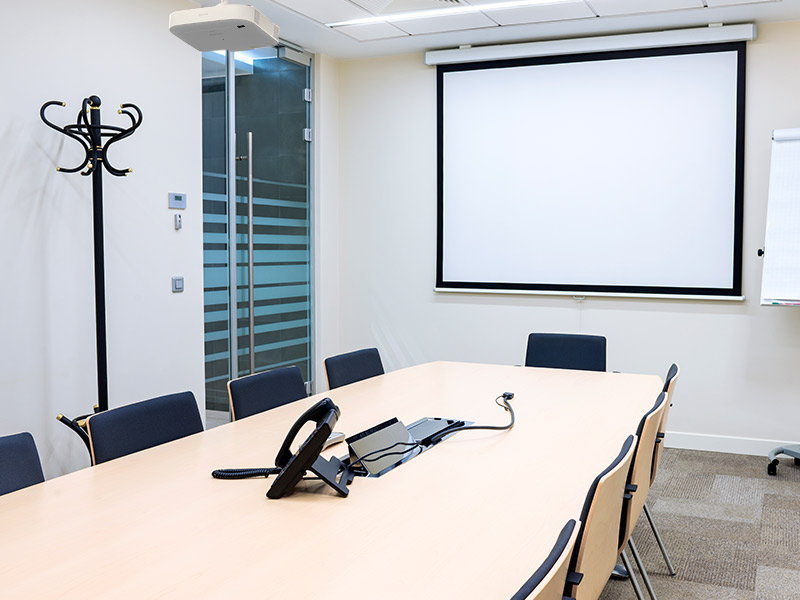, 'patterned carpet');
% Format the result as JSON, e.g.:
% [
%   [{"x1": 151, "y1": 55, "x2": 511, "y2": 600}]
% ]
[{"x1": 599, "y1": 448, "x2": 800, "y2": 600}]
